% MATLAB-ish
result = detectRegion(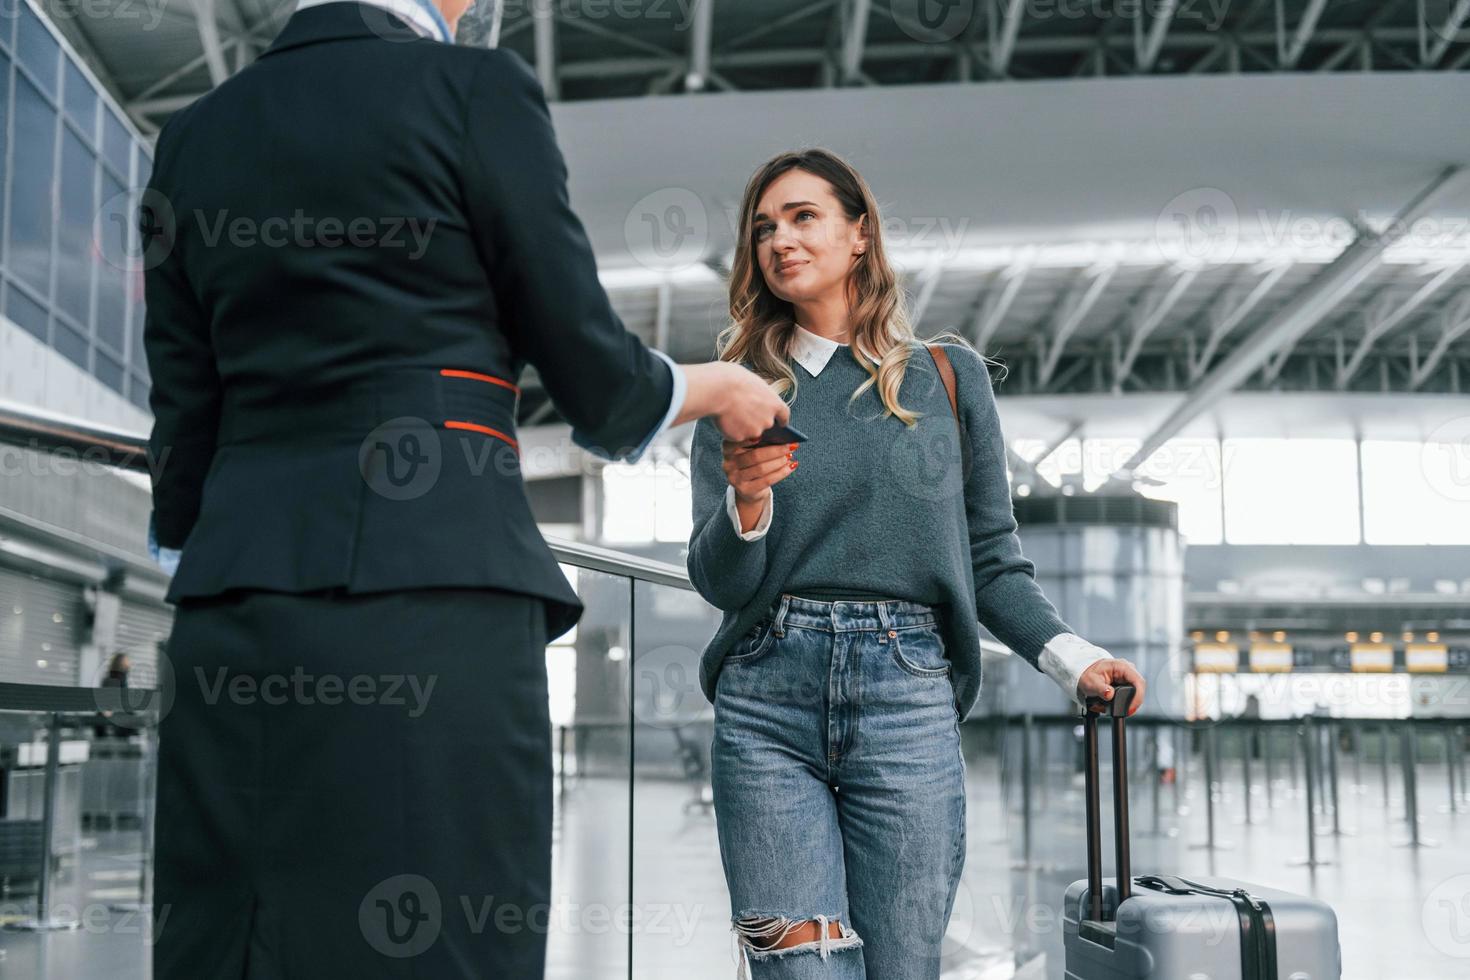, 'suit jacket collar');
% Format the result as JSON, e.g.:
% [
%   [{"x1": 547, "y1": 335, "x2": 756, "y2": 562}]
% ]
[{"x1": 258, "y1": 1, "x2": 426, "y2": 60}]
